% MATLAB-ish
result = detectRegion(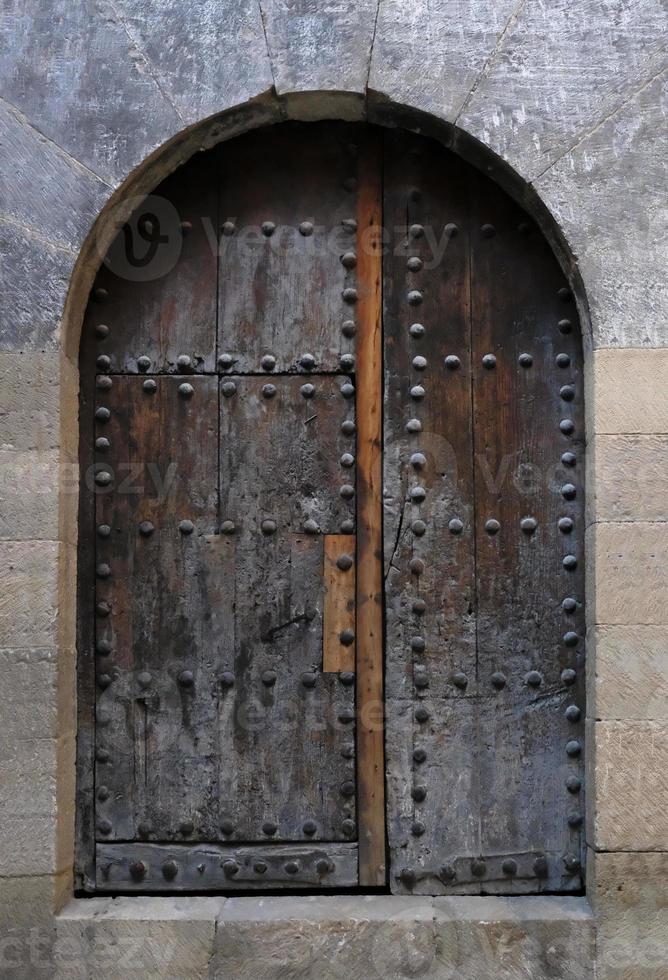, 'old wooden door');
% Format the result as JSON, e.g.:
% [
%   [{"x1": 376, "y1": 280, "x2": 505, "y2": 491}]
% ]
[{"x1": 77, "y1": 123, "x2": 584, "y2": 895}]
